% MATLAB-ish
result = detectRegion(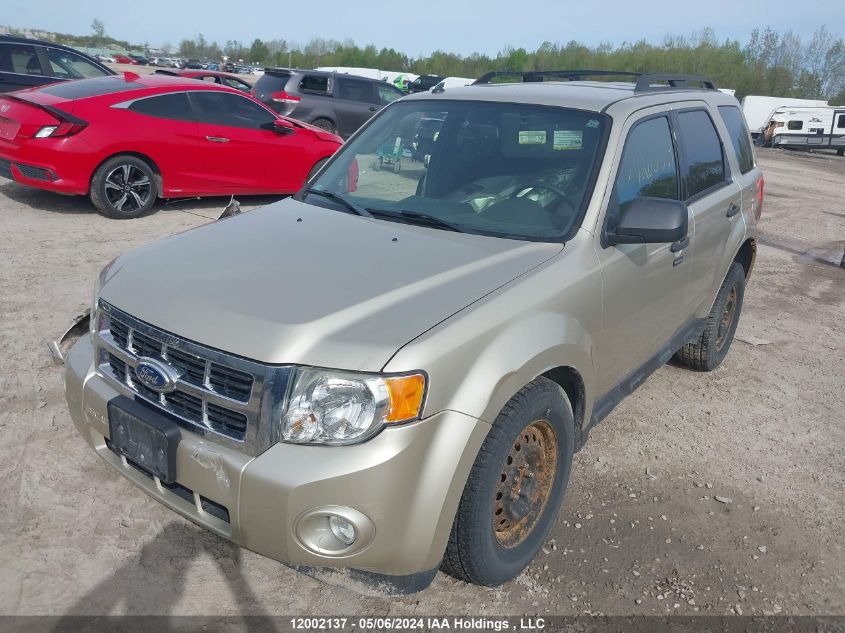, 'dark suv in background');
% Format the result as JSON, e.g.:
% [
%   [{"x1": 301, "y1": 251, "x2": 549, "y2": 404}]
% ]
[
  {"x1": 0, "y1": 35, "x2": 113, "y2": 92},
  {"x1": 252, "y1": 68, "x2": 405, "y2": 138}
]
